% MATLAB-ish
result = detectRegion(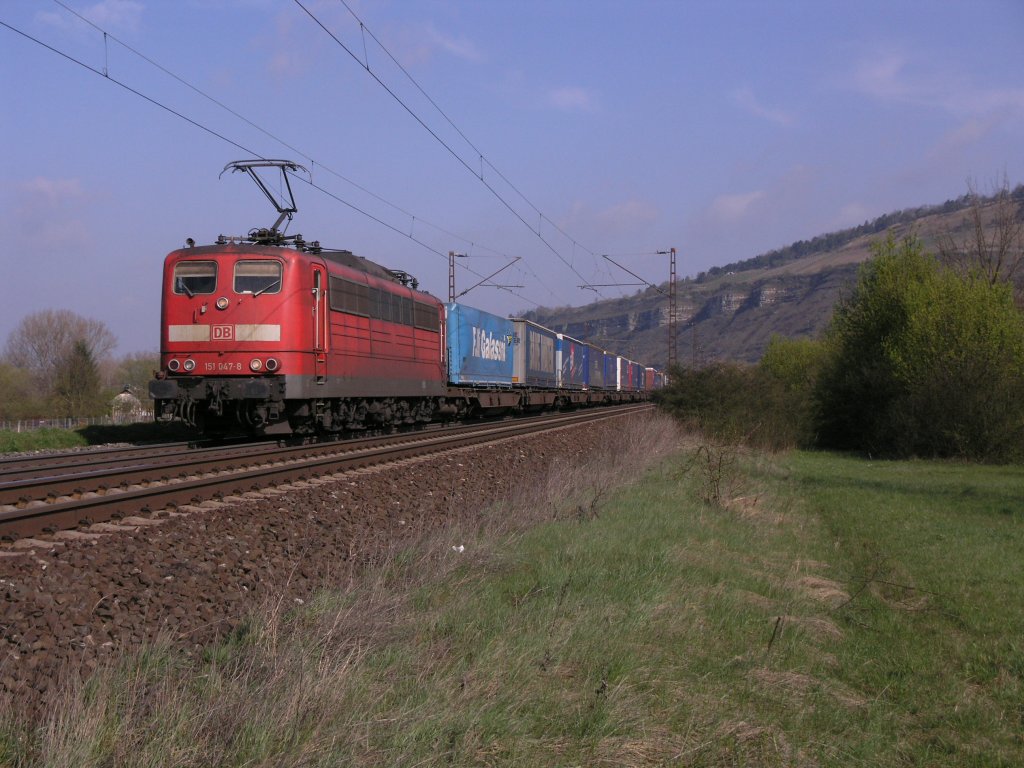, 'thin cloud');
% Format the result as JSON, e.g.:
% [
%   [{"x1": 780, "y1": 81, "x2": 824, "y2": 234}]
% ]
[
  {"x1": 708, "y1": 190, "x2": 766, "y2": 223},
  {"x1": 850, "y1": 51, "x2": 909, "y2": 101},
  {"x1": 423, "y1": 23, "x2": 482, "y2": 62},
  {"x1": 262, "y1": 9, "x2": 314, "y2": 80},
  {"x1": 20, "y1": 177, "x2": 85, "y2": 203},
  {"x1": 731, "y1": 87, "x2": 794, "y2": 126},
  {"x1": 14, "y1": 178, "x2": 91, "y2": 248},
  {"x1": 85, "y1": 0, "x2": 144, "y2": 32},
  {"x1": 547, "y1": 86, "x2": 597, "y2": 112},
  {"x1": 266, "y1": 50, "x2": 305, "y2": 78},
  {"x1": 560, "y1": 199, "x2": 658, "y2": 237},
  {"x1": 832, "y1": 201, "x2": 873, "y2": 229},
  {"x1": 598, "y1": 200, "x2": 659, "y2": 231},
  {"x1": 932, "y1": 115, "x2": 1002, "y2": 155},
  {"x1": 846, "y1": 46, "x2": 1024, "y2": 162},
  {"x1": 36, "y1": 1, "x2": 144, "y2": 35},
  {"x1": 848, "y1": 48, "x2": 1024, "y2": 118},
  {"x1": 387, "y1": 21, "x2": 484, "y2": 68}
]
